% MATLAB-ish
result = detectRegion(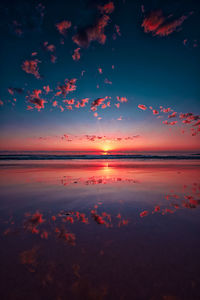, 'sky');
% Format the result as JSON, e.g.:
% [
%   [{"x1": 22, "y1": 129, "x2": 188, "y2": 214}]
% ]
[{"x1": 0, "y1": 0, "x2": 200, "y2": 152}]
